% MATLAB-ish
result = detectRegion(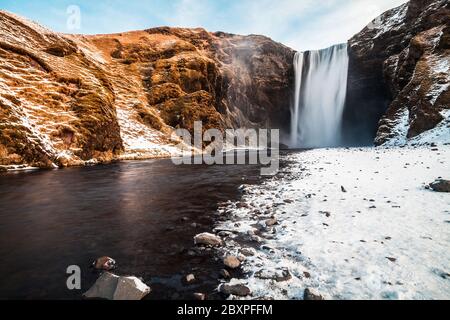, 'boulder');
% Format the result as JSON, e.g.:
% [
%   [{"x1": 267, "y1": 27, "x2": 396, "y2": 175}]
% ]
[
  {"x1": 223, "y1": 255, "x2": 241, "y2": 269},
  {"x1": 219, "y1": 284, "x2": 251, "y2": 297},
  {"x1": 84, "y1": 272, "x2": 151, "y2": 300},
  {"x1": 430, "y1": 179, "x2": 450, "y2": 193},
  {"x1": 194, "y1": 233, "x2": 223, "y2": 246}
]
